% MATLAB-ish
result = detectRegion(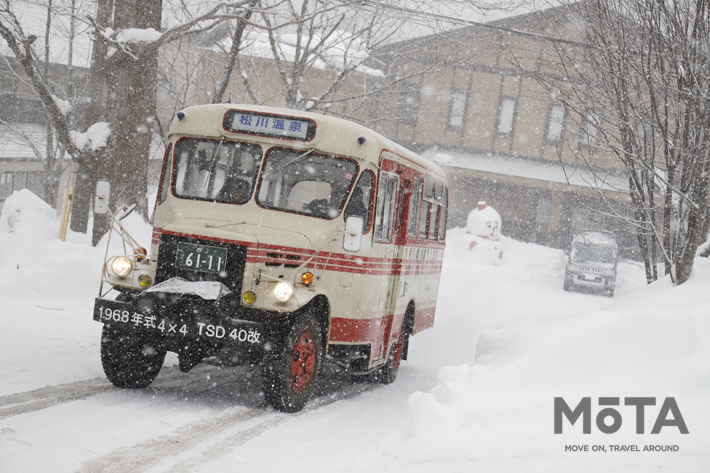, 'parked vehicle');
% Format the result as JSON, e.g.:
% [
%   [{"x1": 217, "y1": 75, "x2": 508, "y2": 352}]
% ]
[
  {"x1": 93, "y1": 104, "x2": 448, "y2": 412},
  {"x1": 563, "y1": 230, "x2": 618, "y2": 297}
]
